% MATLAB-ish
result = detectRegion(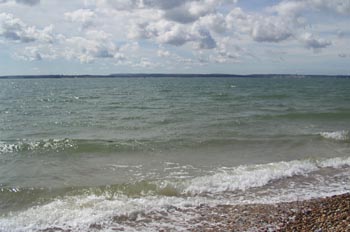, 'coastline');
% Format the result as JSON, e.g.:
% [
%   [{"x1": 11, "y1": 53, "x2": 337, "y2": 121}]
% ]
[
  {"x1": 105, "y1": 193, "x2": 350, "y2": 231},
  {"x1": 187, "y1": 193, "x2": 350, "y2": 232}
]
